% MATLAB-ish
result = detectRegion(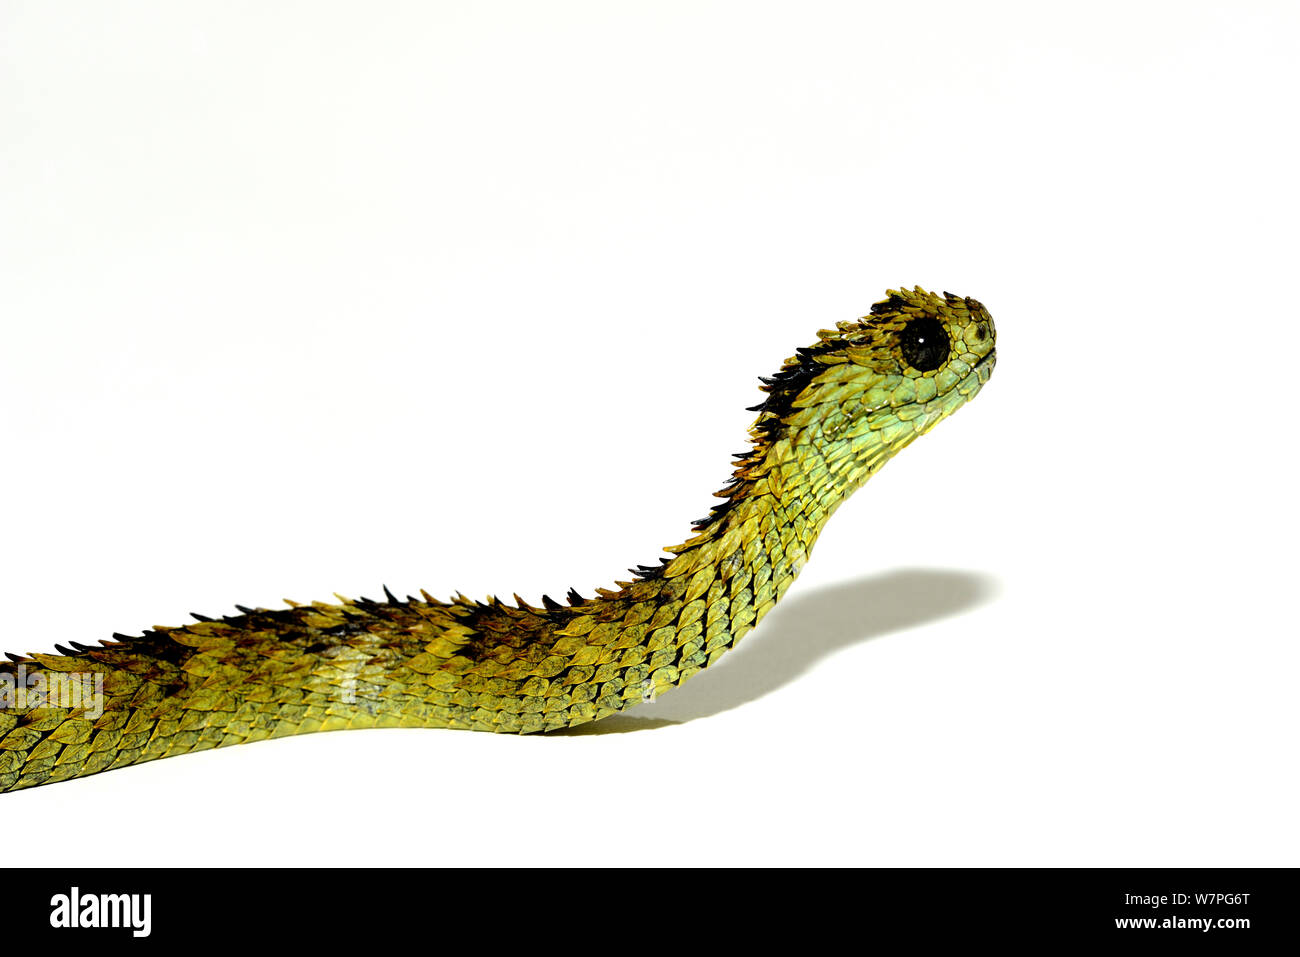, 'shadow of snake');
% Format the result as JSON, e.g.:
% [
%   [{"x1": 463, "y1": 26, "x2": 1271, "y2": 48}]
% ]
[{"x1": 555, "y1": 567, "x2": 997, "y2": 733}]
